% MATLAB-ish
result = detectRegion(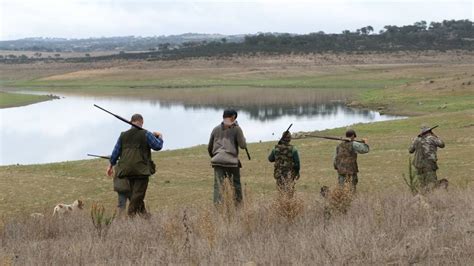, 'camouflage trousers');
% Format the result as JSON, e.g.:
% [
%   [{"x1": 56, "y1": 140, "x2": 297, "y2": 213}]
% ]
[
  {"x1": 416, "y1": 168, "x2": 438, "y2": 191},
  {"x1": 338, "y1": 174, "x2": 358, "y2": 192},
  {"x1": 276, "y1": 177, "x2": 296, "y2": 198}
]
